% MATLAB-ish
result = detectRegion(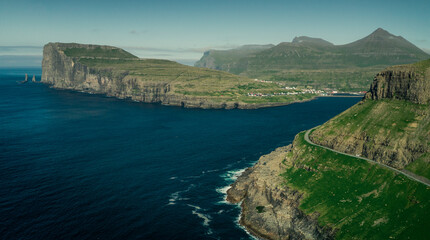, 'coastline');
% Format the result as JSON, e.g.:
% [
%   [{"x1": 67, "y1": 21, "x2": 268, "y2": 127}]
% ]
[
  {"x1": 226, "y1": 145, "x2": 334, "y2": 240},
  {"x1": 42, "y1": 82, "x2": 317, "y2": 110}
]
